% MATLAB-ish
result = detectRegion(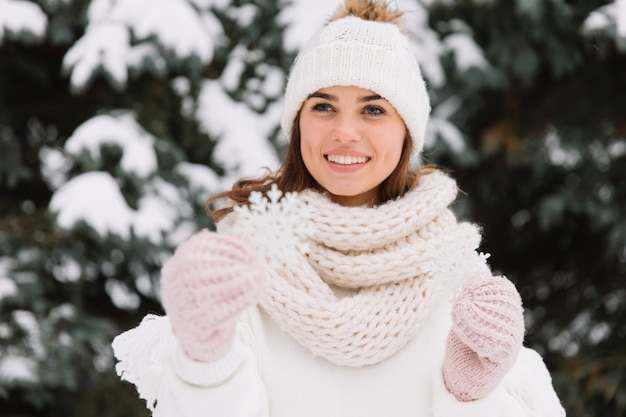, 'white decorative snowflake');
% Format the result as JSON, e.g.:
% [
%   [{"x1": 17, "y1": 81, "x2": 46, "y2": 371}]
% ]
[
  {"x1": 228, "y1": 184, "x2": 314, "y2": 267},
  {"x1": 426, "y1": 228, "x2": 492, "y2": 301}
]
